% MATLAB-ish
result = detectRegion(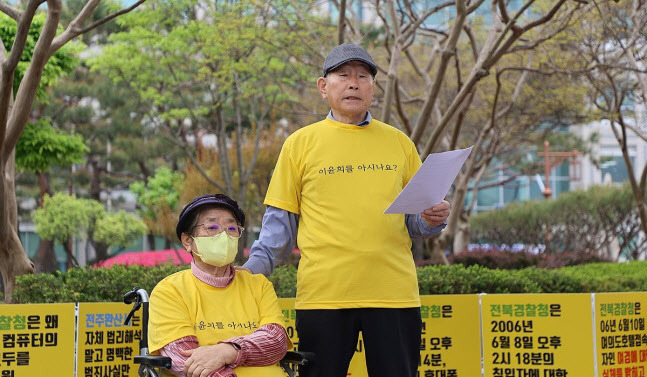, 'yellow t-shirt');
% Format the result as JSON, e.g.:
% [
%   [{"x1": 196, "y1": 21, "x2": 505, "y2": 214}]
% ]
[
  {"x1": 148, "y1": 269, "x2": 286, "y2": 377},
  {"x1": 265, "y1": 117, "x2": 422, "y2": 309}
]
